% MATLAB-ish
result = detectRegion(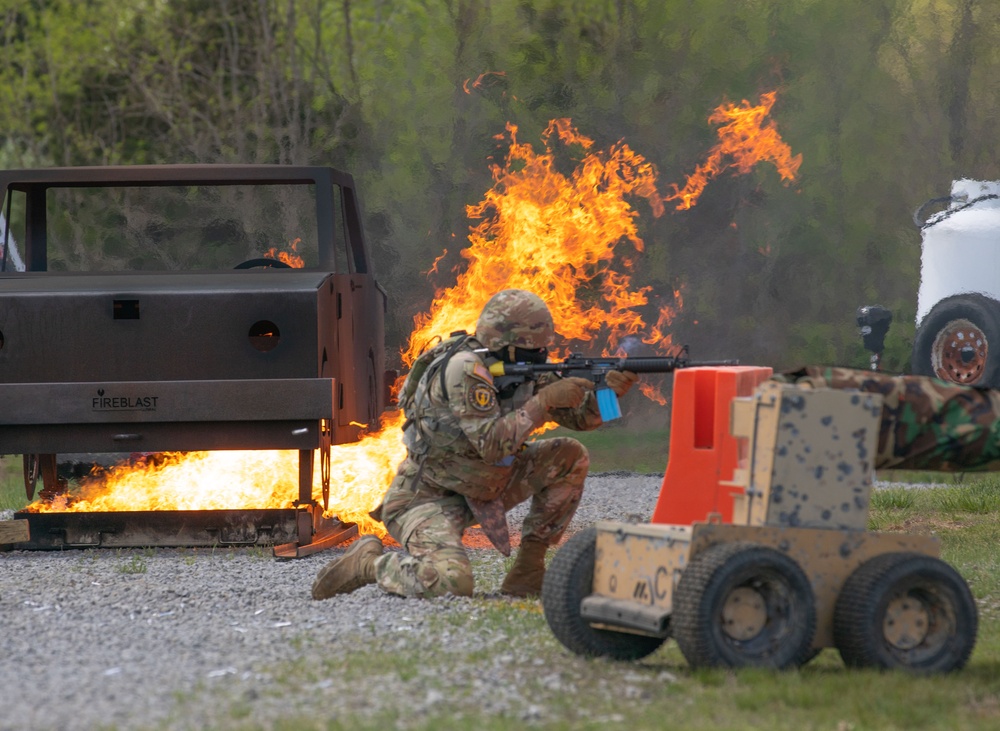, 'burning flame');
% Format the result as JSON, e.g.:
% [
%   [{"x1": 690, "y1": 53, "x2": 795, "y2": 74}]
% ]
[
  {"x1": 264, "y1": 237, "x2": 306, "y2": 268},
  {"x1": 29, "y1": 94, "x2": 799, "y2": 535},
  {"x1": 407, "y1": 118, "x2": 672, "y2": 363},
  {"x1": 462, "y1": 71, "x2": 508, "y2": 95},
  {"x1": 33, "y1": 414, "x2": 408, "y2": 535},
  {"x1": 666, "y1": 91, "x2": 801, "y2": 210}
]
